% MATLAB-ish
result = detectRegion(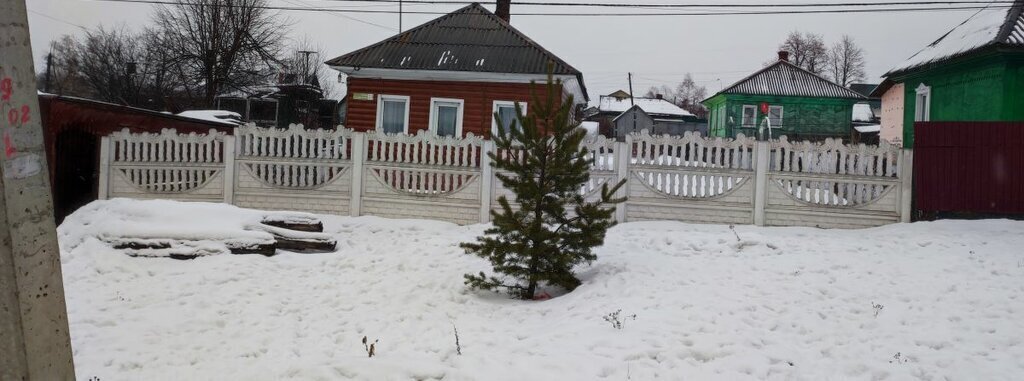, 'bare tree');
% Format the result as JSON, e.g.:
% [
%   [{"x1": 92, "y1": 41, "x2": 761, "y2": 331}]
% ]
[
  {"x1": 642, "y1": 73, "x2": 708, "y2": 117},
  {"x1": 779, "y1": 31, "x2": 828, "y2": 74},
  {"x1": 281, "y1": 37, "x2": 342, "y2": 100},
  {"x1": 38, "y1": 36, "x2": 89, "y2": 96},
  {"x1": 675, "y1": 73, "x2": 707, "y2": 117},
  {"x1": 152, "y1": 0, "x2": 288, "y2": 107},
  {"x1": 827, "y1": 35, "x2": 867, "y2": 87}
]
